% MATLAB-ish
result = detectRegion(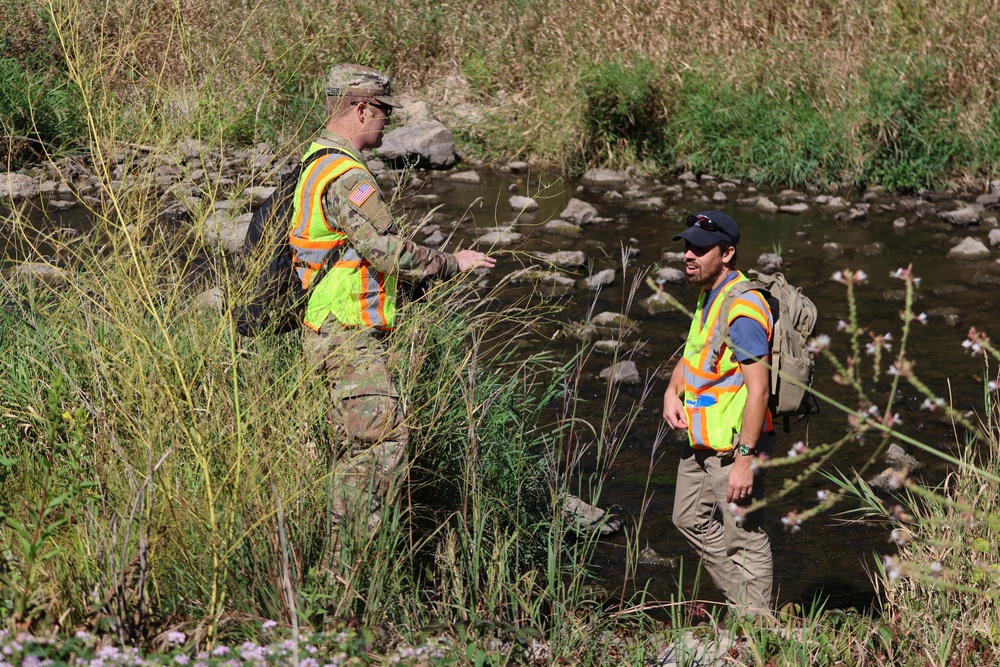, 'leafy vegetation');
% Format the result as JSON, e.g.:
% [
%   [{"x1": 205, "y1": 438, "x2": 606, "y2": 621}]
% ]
[{"x1": 579, "y1": 57, "x2": 670, "y2": 170}]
